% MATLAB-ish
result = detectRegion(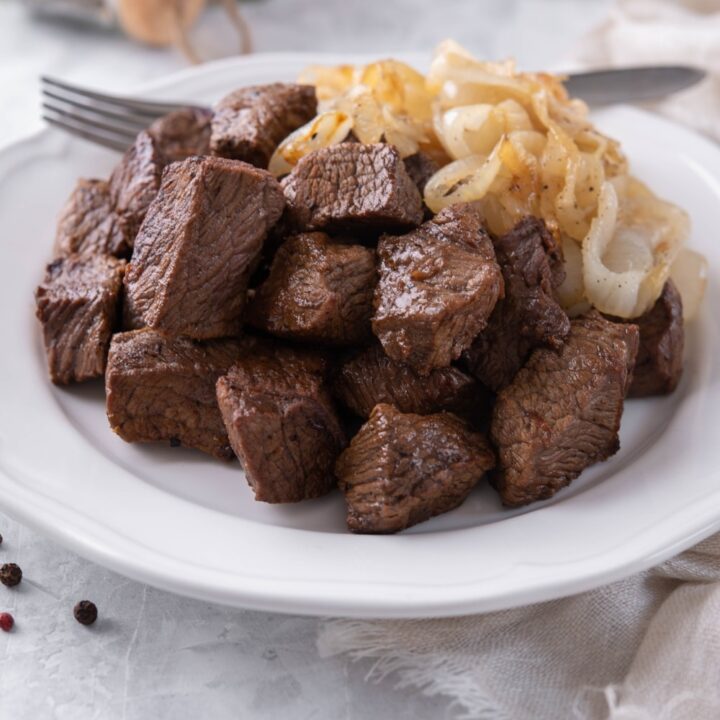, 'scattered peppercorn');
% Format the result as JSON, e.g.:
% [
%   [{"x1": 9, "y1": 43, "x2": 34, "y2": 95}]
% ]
[
  {"x1": 73, "y1": 600, "x2": 98, "y2": 626},
  {"x1": 0, "y1": 563, "x2": 22, "y2": 587},
  {"x1": 0, "y1": 612, "x2": 13, "y2": 632},
  {"x1": 0, "y1": 532, "x2": 3, "y2": 545}
]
